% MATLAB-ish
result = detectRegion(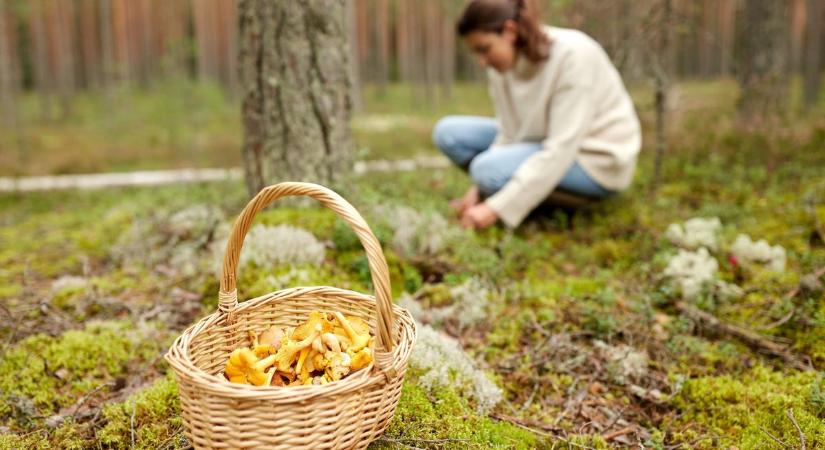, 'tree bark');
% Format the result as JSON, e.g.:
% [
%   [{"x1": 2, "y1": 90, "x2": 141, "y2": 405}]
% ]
[
  {"x1": 737, "y1": 0, "x2": 790, "y2": 125},
  {"x1": 346, "y1": 0, "x2": 361, "y2": 111},
  {"x1": 0, "y1": 0, "x2": 18, "y2": 127},
  {"x1": 719, "y1": 0, "x2": 735, "y2": 77},
  {"x1": 652, "y1": 0, "x2": 672, "y2": 194},
  {"x1": 803, "y1": 0, "x2": 822, "y2": 110},
  {"x1": 238, "y1": 0, "x2": 353, "y2": 197}
]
